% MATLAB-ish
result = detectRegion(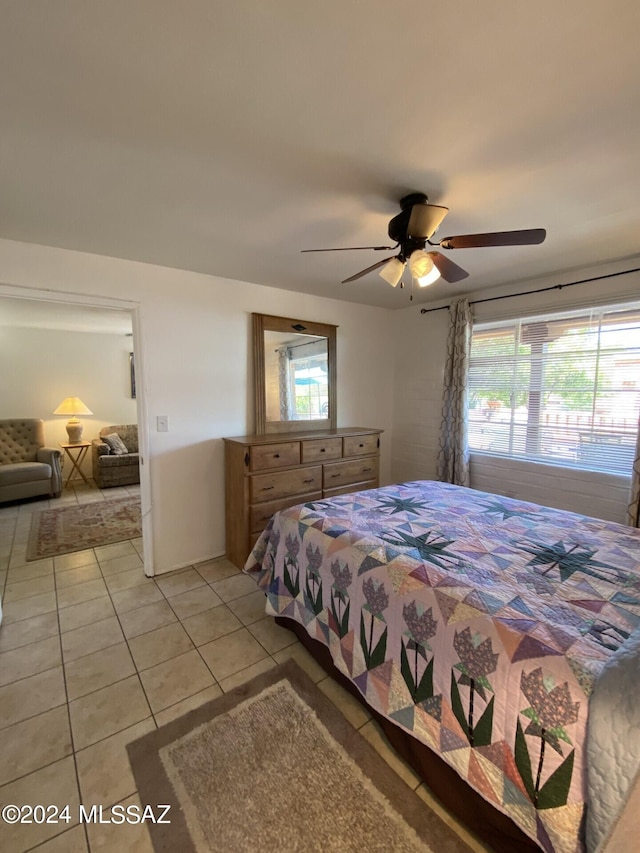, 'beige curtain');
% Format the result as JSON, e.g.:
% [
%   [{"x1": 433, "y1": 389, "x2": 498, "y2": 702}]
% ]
[
  {"x1": 436, "y1": 298, "x2": 473, "y2": 487},
  {"x1": 627, "y1": 417, "x2": 640, "y2": 527}
]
